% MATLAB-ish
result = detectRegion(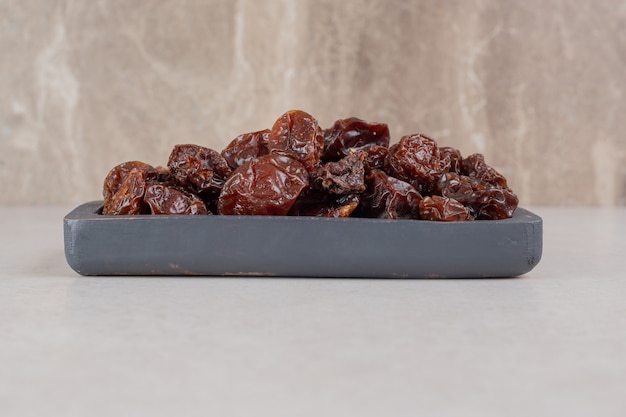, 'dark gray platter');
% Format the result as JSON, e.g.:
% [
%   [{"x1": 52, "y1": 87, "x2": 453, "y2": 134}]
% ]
[{"x1": 64, "y1": 201, "x2": 542, "y2": 278}]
